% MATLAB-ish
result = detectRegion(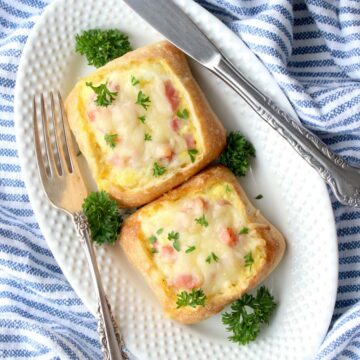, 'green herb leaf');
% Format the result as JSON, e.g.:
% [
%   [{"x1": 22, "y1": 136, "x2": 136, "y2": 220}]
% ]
[
  {"x1": 138, "y1": 115, "x2": 146, "y2": 124},
  {"x1": 136, "y1": 91, "x2": 151, "y2": 110},
  {"x1": 185, "y1": 245, "x2": 196, "y2": 254},
  {"x1": 167, "y1": 231, "x2": 179, "y2": 241},
  {"x1": 131, "y1": 75, "x2": 140, "y2": 86},
  {"x1": 239, "y1": 227, "x2": 249, "y2": 235},
  {"x1": 255, "y1": 194, "x2": 263, "y2": 200},
  {"x1": 151, "y1": 248, "x2": 158, "y2": 254},
  {"x1": 75, "y1": 29, "x2": 132, "y2": 68},
  {"x1": 82, "y1": 191, "x2": 122, "y2": 245},
  {"x1": 176, "y1": 289, "x2": 206, "y2": 308},
  {"x1": 225, "y1": 184, "x2": 232, "y2": 193},
  {"x1": 149, "y1": 235, "x2": 157, "y2": 244},
  {"x1": 222, "y1": 286, "x2": 277, "y2": 345},
  {"x1": 244, "y1": 252, "x2": 254, "y2": 270},
  {"x1": 177, "y1": 108, "x2": 189, "y2": 119},
  {"x1": 153, "y1": 162, "x2": 166, "y2": 177},
  {"x1": 195, "y1": 214, "x2": 209, "y2": 227},
  {"x1": 188, "y1": 149, "x2": 198, "y2": 163},
  {"x1": 219, "y1": 131, "x2": 256, "y2": 176},
  {"x1": 144, "y1": 133, "x2": 152, "y2": 141},
  {"x1": 104, "y1": 133, "x2": 118, "y2": 149},
  {"x1": 76, "y1": 150, "x2": 82, "y2": 157},
  {"x1": 86, "y1": 81, "x2": 117, "y2": 107},
  {"x1": 206, "y1": 252, "x2": 219, "y2": 264},
  {"x1": 173, "y1": 238, "x2": 181, "y2": 252},
  {"x1": 156, "y1": 228, "x2": 164, "y2": 235}
]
